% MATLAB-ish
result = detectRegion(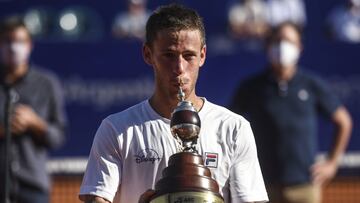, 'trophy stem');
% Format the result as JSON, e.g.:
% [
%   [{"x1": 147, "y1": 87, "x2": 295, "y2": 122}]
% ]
[{"x1": 183, "y1": 140, "x2": 198, "y2": 153}]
